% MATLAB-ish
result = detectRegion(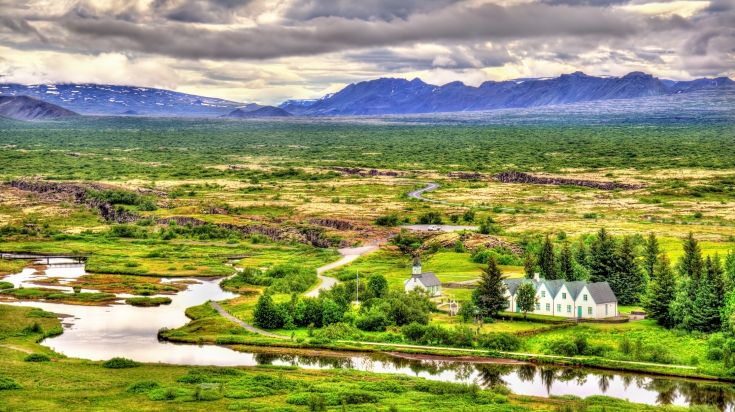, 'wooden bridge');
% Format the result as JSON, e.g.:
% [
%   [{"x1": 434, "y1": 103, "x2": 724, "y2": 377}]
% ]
[{"x1": 0, "y1": 252, "x2": 88, "y2": 264}]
